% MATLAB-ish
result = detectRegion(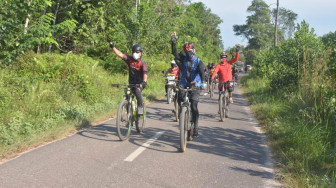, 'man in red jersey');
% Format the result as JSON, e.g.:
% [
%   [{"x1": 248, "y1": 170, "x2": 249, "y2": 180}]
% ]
[{"x1": 211, "y1": 45, "x2": 241, "y2": 104}]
